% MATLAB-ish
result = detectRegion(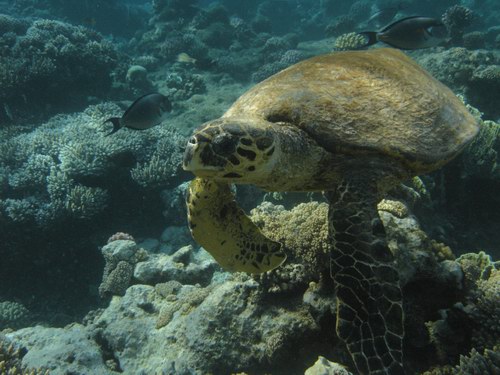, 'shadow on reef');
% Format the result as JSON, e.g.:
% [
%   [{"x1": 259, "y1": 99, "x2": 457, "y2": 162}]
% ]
[{"x1": 0, "y1": 179, "x2": 171, "y2": 325}]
